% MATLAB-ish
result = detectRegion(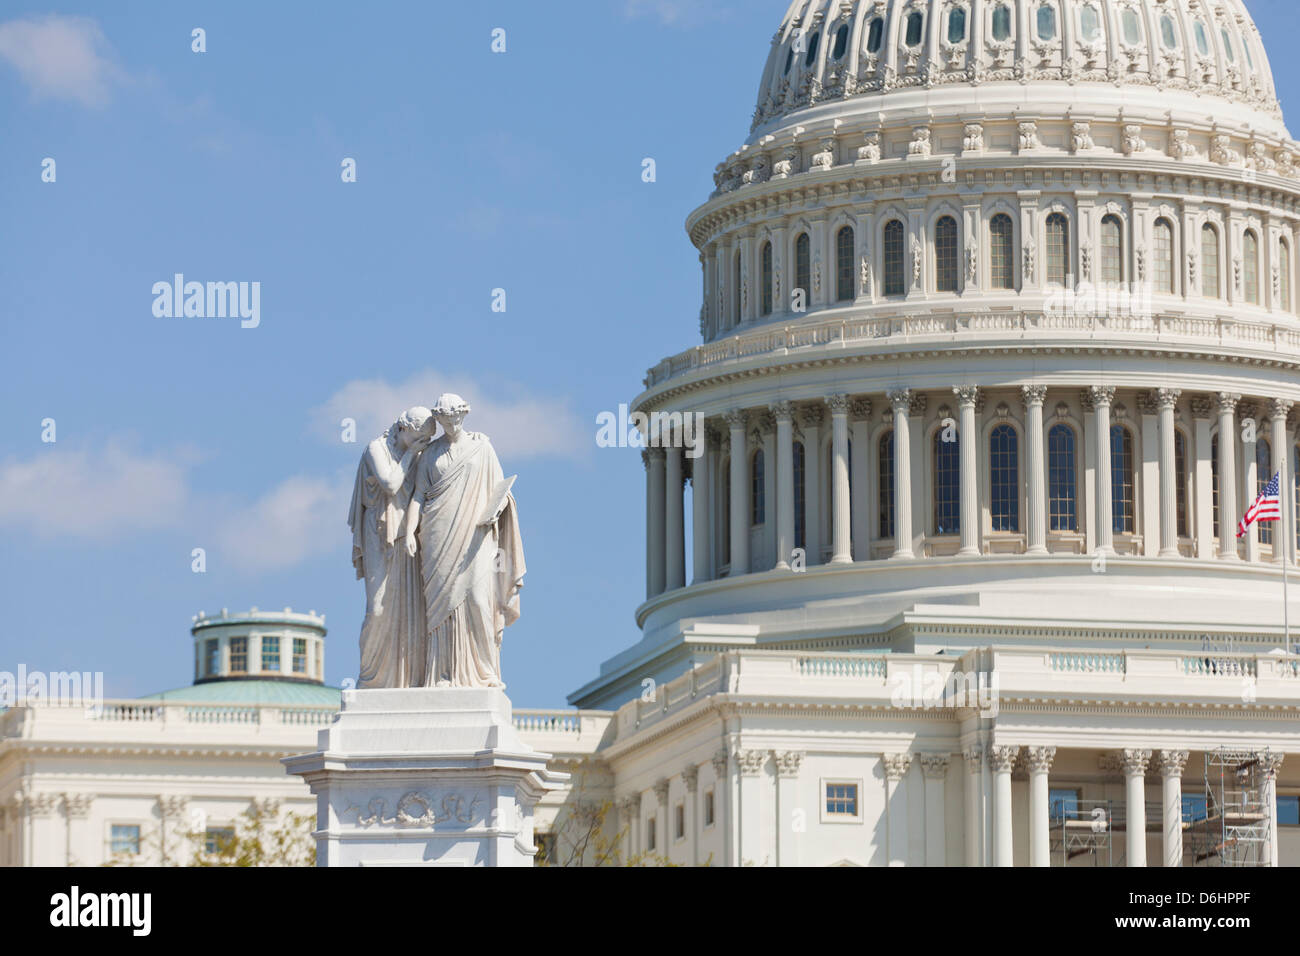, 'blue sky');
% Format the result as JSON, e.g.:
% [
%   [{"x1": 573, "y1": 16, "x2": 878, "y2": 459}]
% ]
[{"x1": 1, "y1": 1, "x2": 1297, "y2": 707}]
